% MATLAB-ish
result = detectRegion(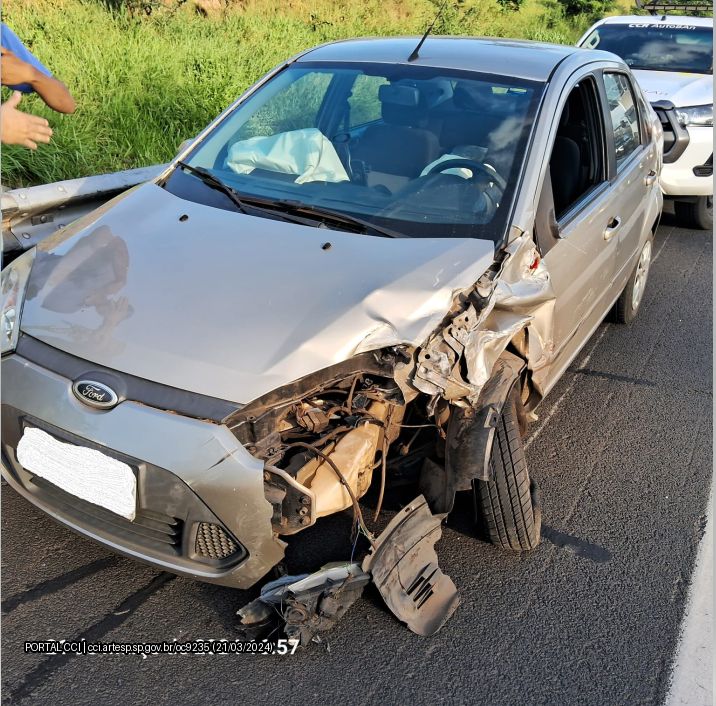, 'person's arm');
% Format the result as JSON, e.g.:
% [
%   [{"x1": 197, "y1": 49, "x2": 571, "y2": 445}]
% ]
[
  {"x1": 27, "y1": 69, "x2": 76, "y2": 114},
  {"x1": 0, "y1": 91, "x2": 53, "y2": 149},
  {"x1": 1, "y1": 48, "x2": 75, "y2": 114}
]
